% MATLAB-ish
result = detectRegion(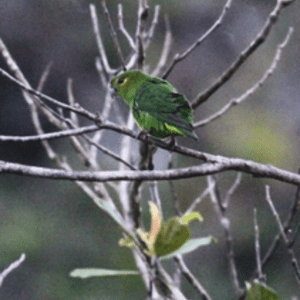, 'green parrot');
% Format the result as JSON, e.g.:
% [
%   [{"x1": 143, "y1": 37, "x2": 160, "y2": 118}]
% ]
[{"x1": 110, "y1": 70, "x2": 198, "y2": 140}]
